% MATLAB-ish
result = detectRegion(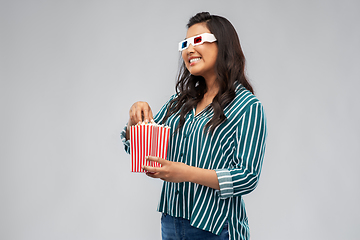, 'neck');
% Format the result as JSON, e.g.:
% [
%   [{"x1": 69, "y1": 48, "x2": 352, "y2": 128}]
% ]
[{"x1": 204, "y1": 74, "x2": 219, "y2": 97}]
